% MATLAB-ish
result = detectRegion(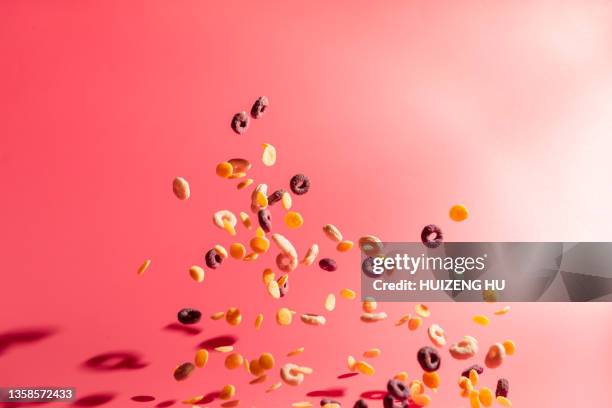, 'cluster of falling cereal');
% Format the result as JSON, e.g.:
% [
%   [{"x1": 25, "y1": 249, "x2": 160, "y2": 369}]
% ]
[{"x1": 138, "y1": 96, "x2": 516, "y2": 408}]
